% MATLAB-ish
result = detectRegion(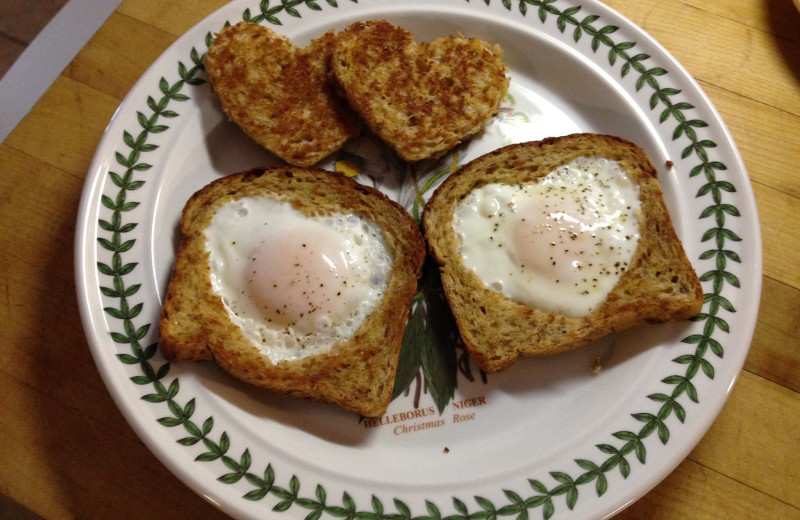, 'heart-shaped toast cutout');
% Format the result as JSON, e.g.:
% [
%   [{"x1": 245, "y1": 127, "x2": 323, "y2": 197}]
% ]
[
  {"x1": 205, "y1": 22, "x2": 360, "y2": 167},
  {"x1": 332, "y1": 20, "x2": 509, "y2": 162}
]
